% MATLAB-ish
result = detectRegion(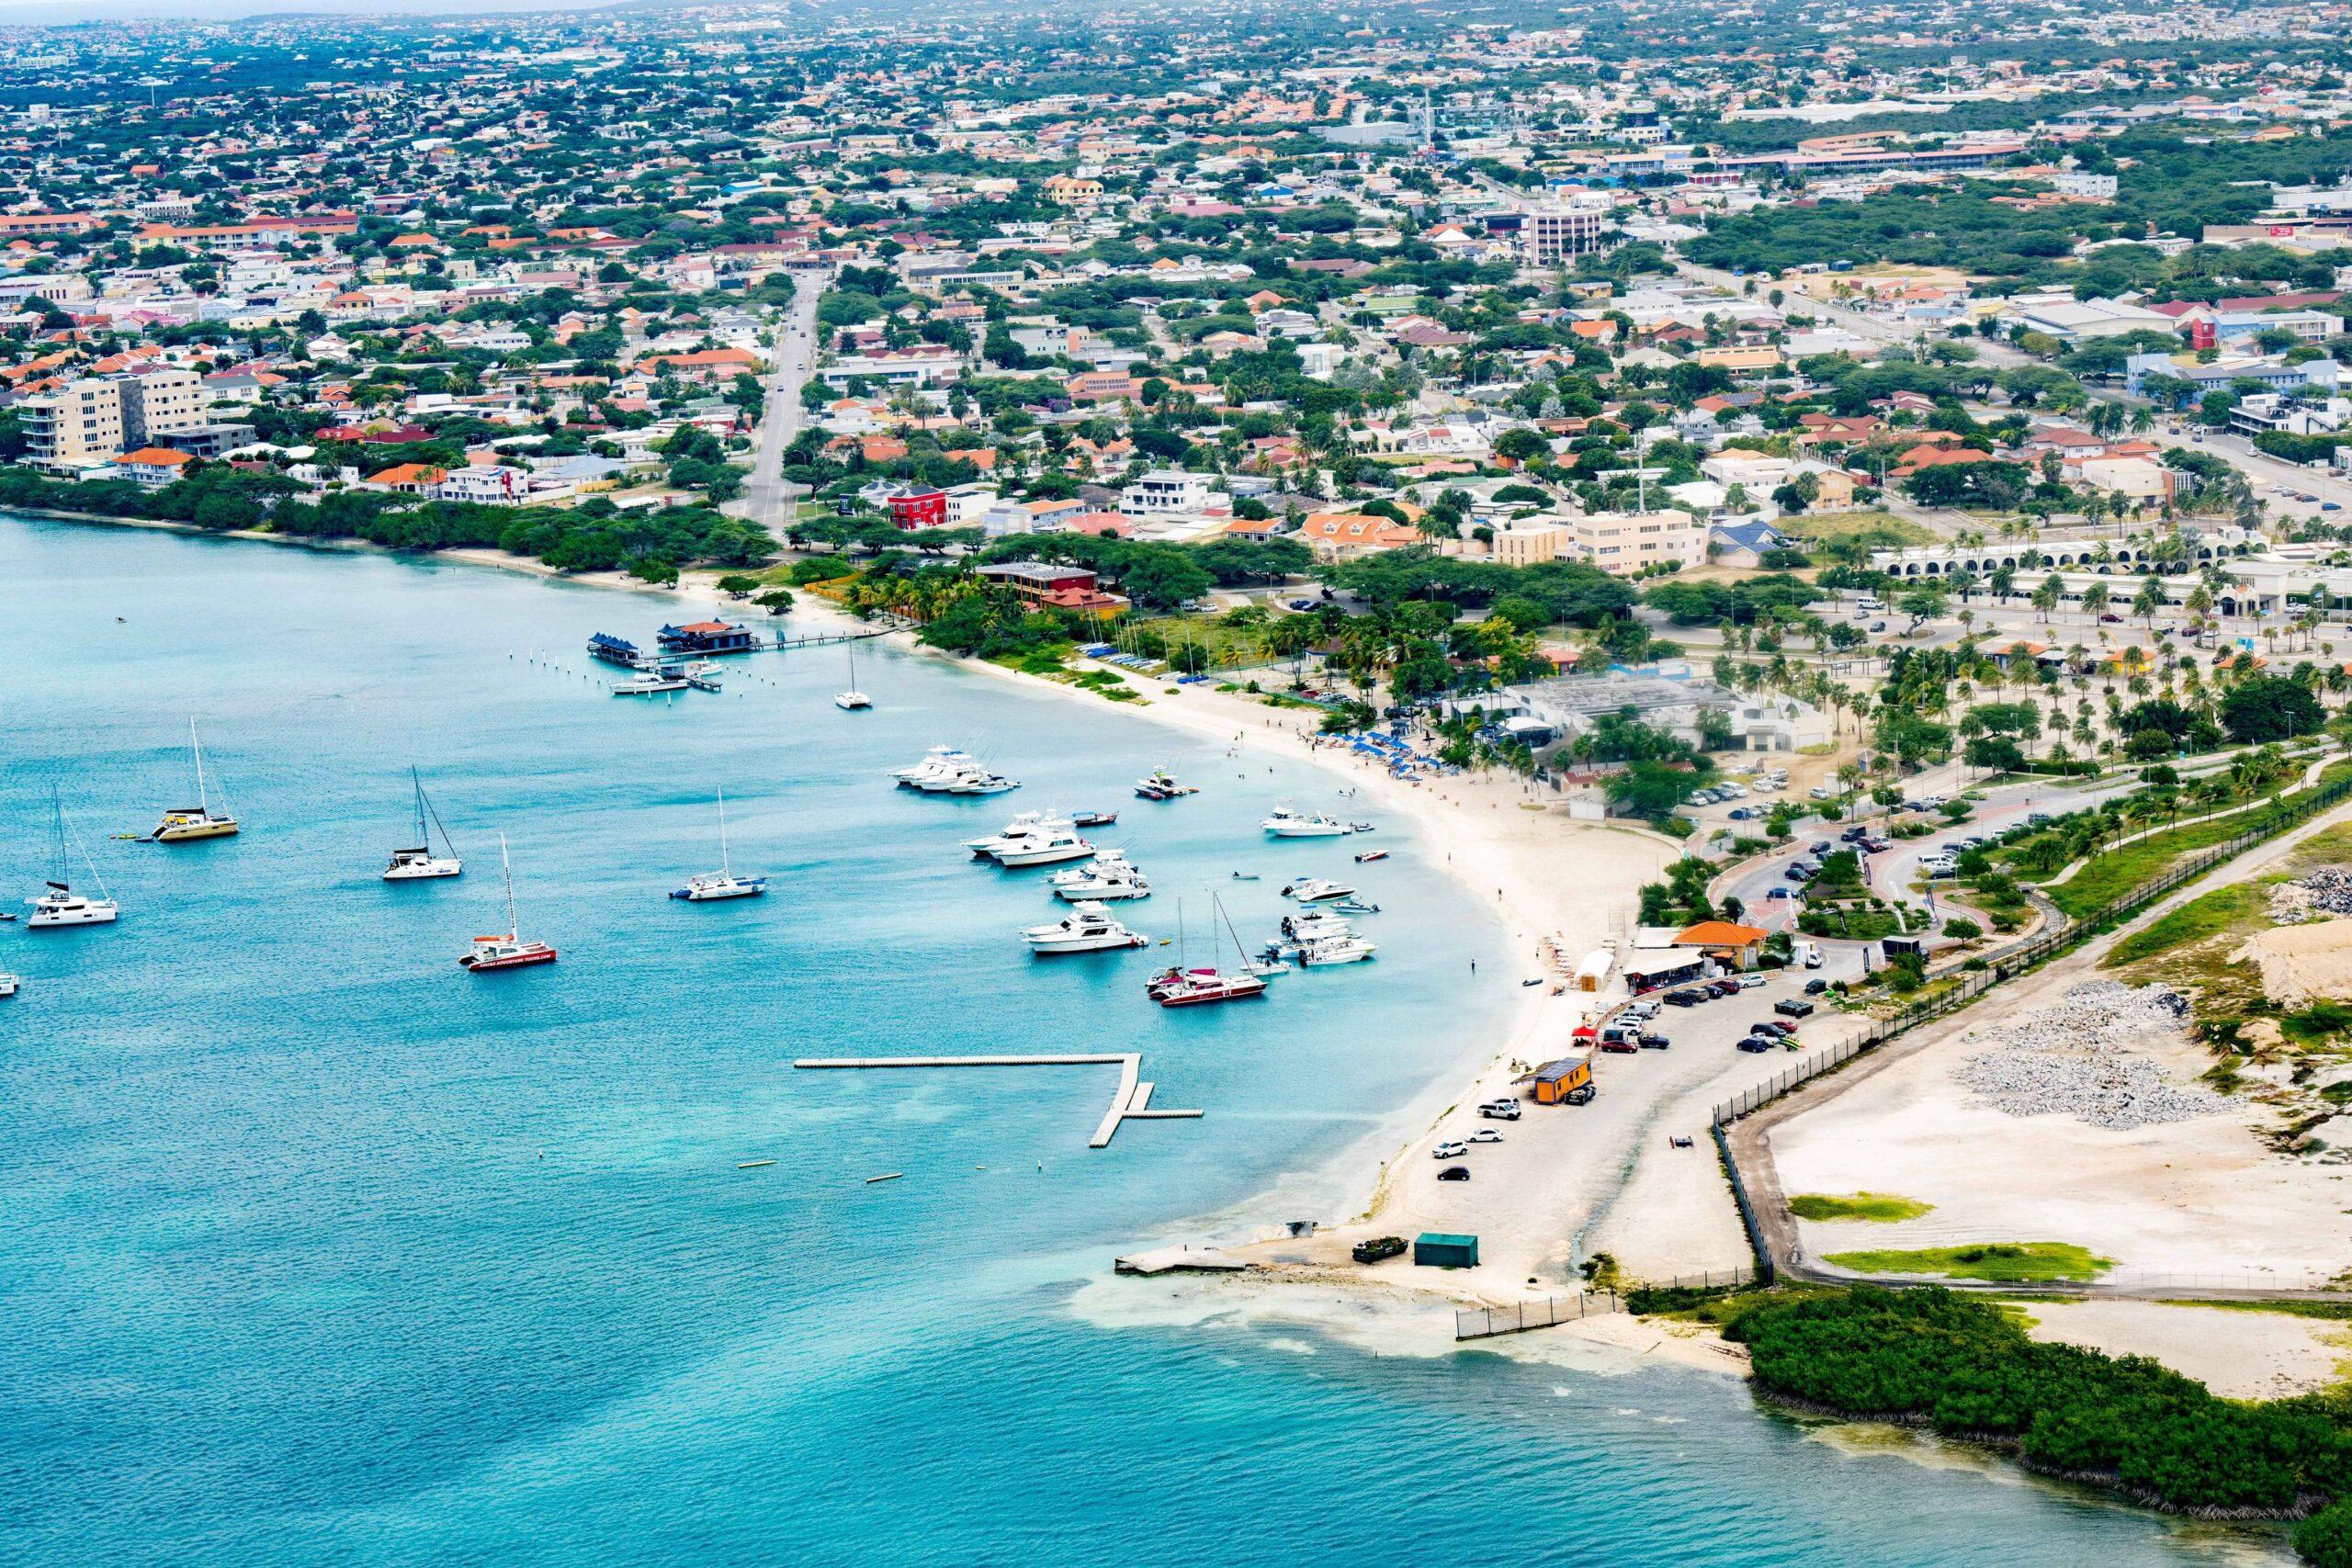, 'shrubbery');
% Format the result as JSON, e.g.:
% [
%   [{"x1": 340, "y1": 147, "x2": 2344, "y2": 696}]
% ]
[{"x1": 1731, "y1": 1287, "x2": 2352, "y2": 1531}]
